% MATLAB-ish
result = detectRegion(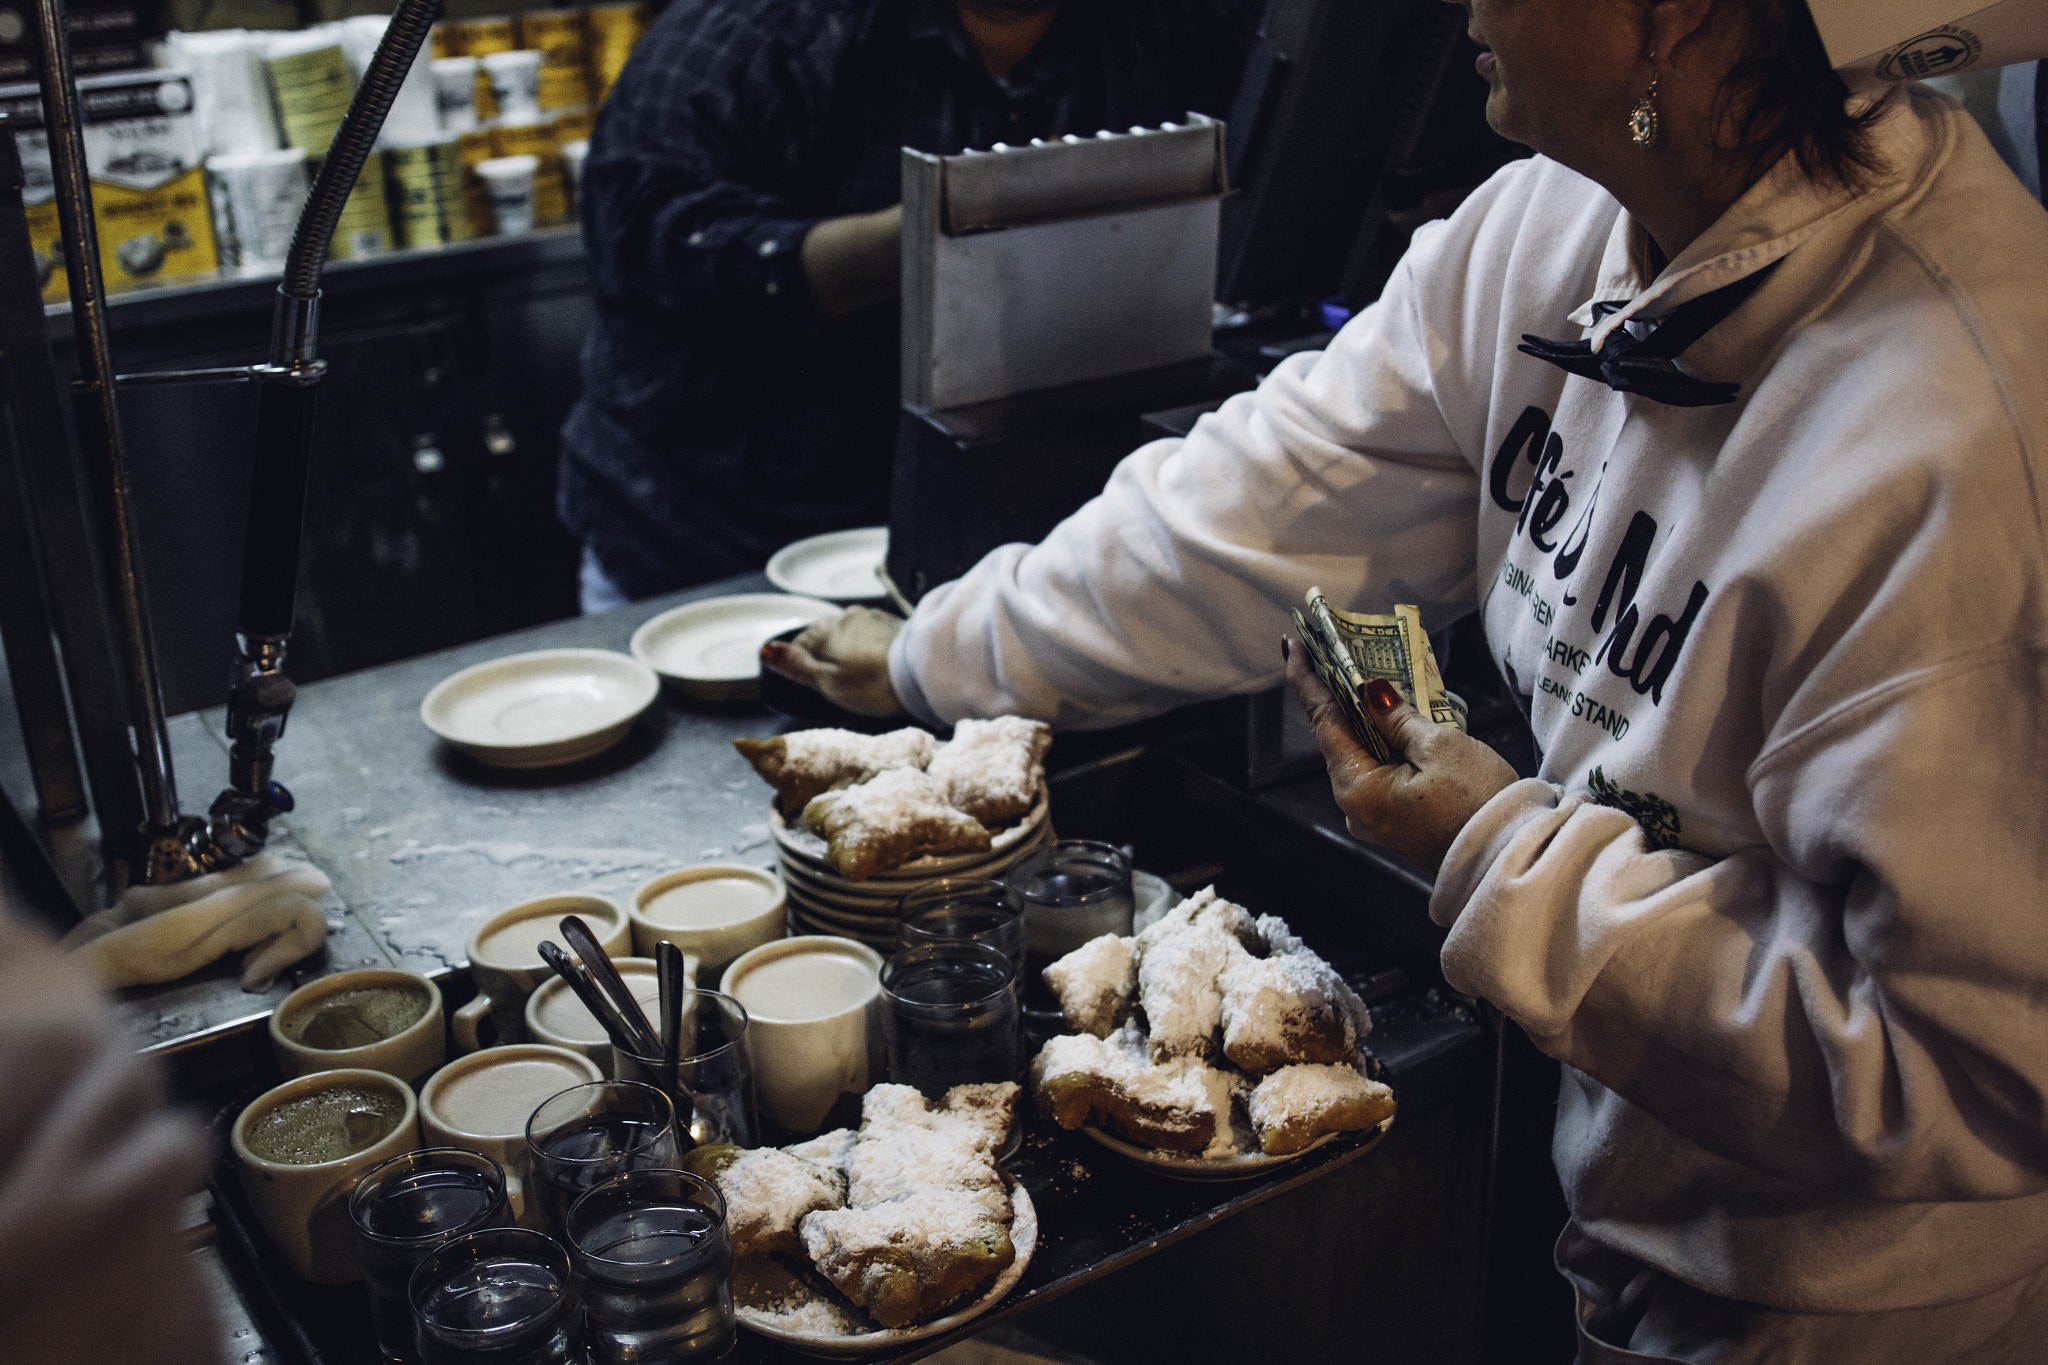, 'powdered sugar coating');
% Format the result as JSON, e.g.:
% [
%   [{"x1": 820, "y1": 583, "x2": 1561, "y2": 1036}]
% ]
[
  {"x1": 716, "y1": 1146, "x2": 847, "y2": 1259},
  {"x1": 1031, "y1": 1026, "x2": 1237, "y2": 1153},
  {"x1": 736, "y1": 727, "x2": 935, "y2": 811},
  {"x1": 782, "y1": 1126, "x2": 856, "y2": 1174},
  {"x1": 848, "y1": 1083, "x2": 1013, "y2": 1220},
  {"x1": 1247, "y1": 1063, "x2": 1395, "y2": 1155},
  {"x1": 802, "y1": 768, "x2": 991, "y2": 880},
  {"x1": 1134, "y1": 890, "x2": 1257, "y2": 1062},
  {"x1": 1219, "y1": 947, "x2": 1360, "y2": 1075},
  {"x1": 927, "y1": 717, "x2": 1051, "y2": 824},
  {"x1": 1042, "y1": 933, "x2": 1136, "y2": 1038}
]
